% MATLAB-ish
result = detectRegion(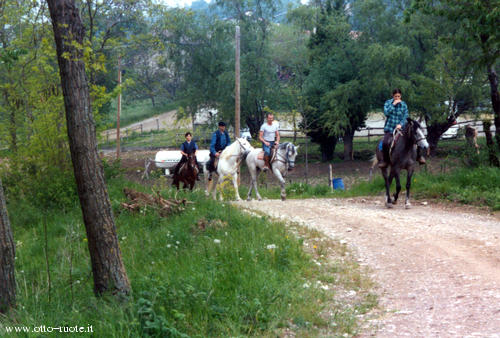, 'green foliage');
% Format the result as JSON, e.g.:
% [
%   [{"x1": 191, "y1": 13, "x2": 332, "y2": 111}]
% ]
[{"x1": 1, "y1": 177, "x2": 375, "y2": 336}]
